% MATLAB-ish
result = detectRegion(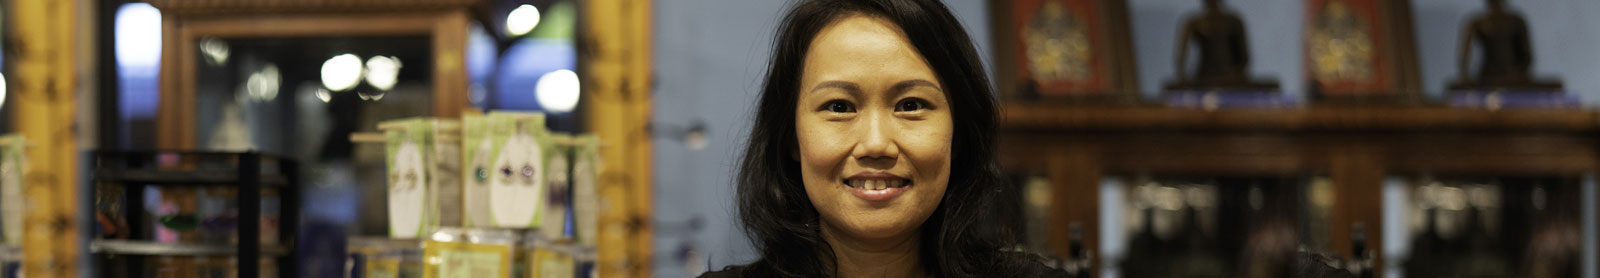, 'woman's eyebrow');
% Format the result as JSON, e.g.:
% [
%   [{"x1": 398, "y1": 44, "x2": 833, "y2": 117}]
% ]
[
  {"x1": 809, "y1": 80, "x2": 861, "y2": 95},
  {"x1": 809, "y1": 79, "x2": 940, "y2": 95},
  {"x1": 890, "y1": 79, "x2": 941, "y2": 93}
]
